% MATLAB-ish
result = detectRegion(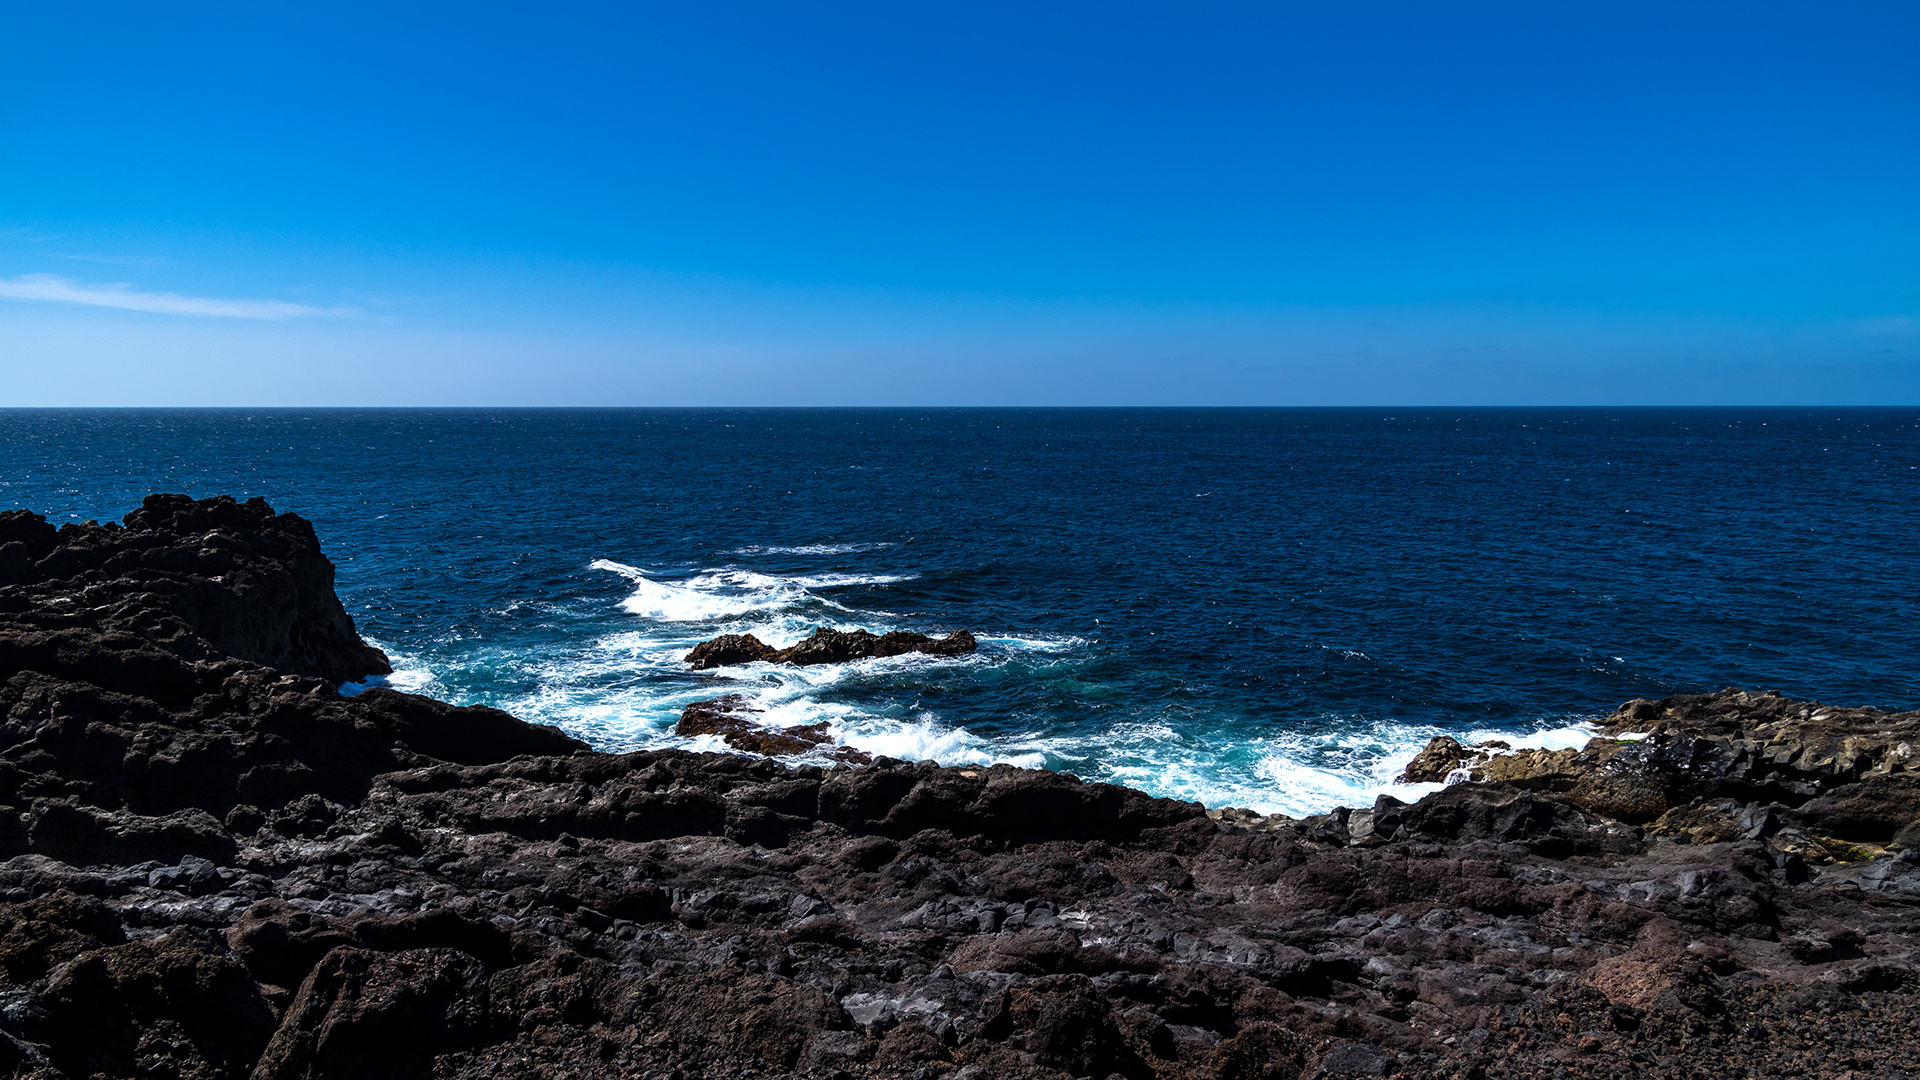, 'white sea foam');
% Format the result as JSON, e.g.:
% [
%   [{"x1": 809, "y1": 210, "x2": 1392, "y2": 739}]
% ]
[
  {"x1": 358, "y1": 629, "x2": 1616, "y2": 818},
  {"x1": 981, "y1": 634, "x2": 1086, "y2": 653},
  {"x1": 726, "y1": 542, "x2": 897, "y2": 556},
  {"x1": 786, "y1": 572, "x2": 916, "y2": 589},
  {"x1": 1061, "y1": 718, "x2": 1451, "y2": 819},
  {"x1": 1462, "y1": 721, "x2": 1602, "y2": 753},
  {"x1": 587, "y1": 560, "x2": 909, "y2": 622},
  {"x1": 362, "y1": 557, "x2": 1617, "y2": 821}
]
